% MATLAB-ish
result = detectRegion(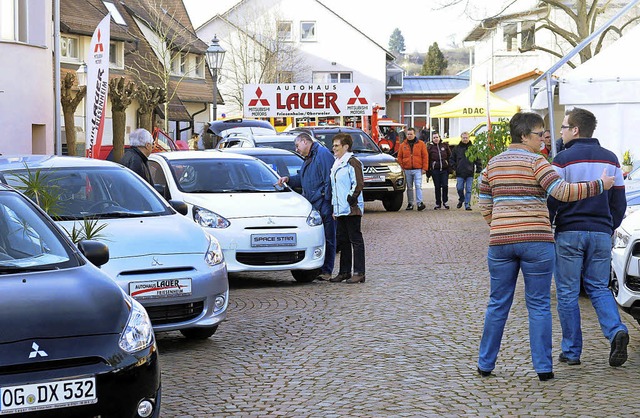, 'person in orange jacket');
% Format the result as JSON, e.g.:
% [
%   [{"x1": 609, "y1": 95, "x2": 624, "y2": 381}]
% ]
[{"x1": 397, "y1": 128, "x2": 430, "y2": 211}]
